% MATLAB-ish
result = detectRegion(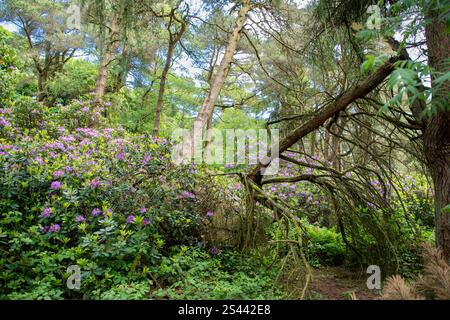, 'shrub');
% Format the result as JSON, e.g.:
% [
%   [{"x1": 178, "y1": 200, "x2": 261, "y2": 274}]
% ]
[
  {"x1": 0, "y1": 98, "x2": 208, "y2": 299},
  {"x1": 150, "y1": 247, "x2": 284, "y2": 300},
  {"x1": 0, "y1": 27, "x2": 22, "y2": 108},
  {"x1": 47, "y1": 60, "x2": 97, "y2": 104},
  {"x1": 304, "y1": 224, "x2": 346, "y2": 267}
]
